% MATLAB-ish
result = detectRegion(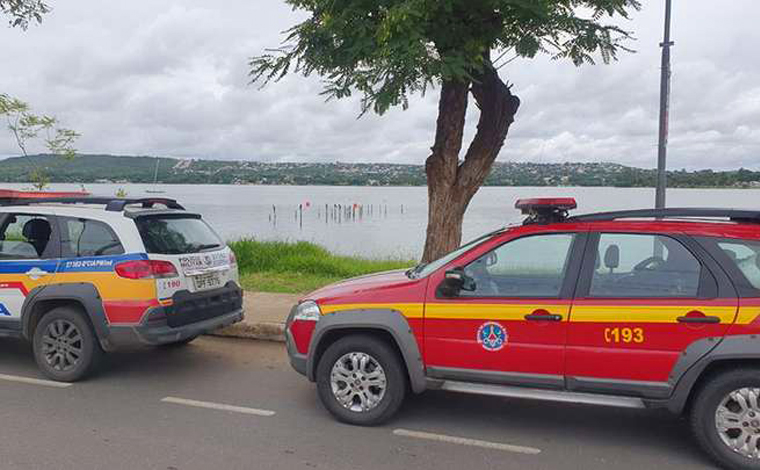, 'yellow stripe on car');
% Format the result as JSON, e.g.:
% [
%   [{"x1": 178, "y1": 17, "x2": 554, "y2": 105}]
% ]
[
  {"x1": 570, "y1": 305, "x2": 737, "y2": 324},
  {"x1": 320, "y1": 302, "x2": 744, "y2": 324},
  {"x1": 426, "y1": 303, "x2": 571, "y2": 321},
  {"x1": 320, "y1": 303, "x2": 424, "y2": 318}
]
